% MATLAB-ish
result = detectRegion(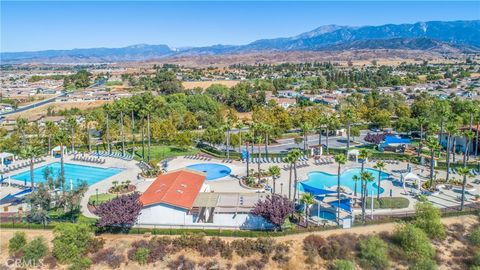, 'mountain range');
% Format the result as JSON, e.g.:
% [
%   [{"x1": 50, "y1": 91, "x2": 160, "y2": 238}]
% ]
[{"x1": 2, "y1": 20, "x2": 479, "y2": 63}]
